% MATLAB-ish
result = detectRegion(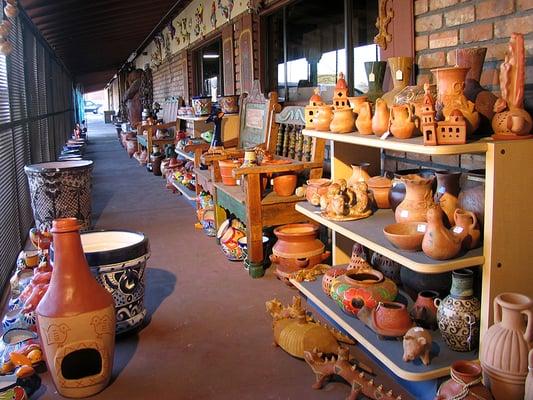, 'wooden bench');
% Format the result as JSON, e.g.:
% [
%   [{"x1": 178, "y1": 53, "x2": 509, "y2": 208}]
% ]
[{"x1": 136, "y1": 97, "x2": 182, "y2": 152}]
